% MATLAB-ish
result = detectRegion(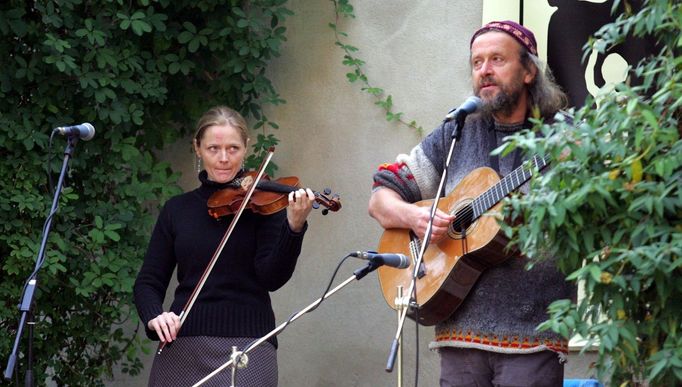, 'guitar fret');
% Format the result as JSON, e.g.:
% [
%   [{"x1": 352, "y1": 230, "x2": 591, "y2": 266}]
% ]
[{"x1": 467, "y1": 155, "x2": 551, "y2": 219}]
